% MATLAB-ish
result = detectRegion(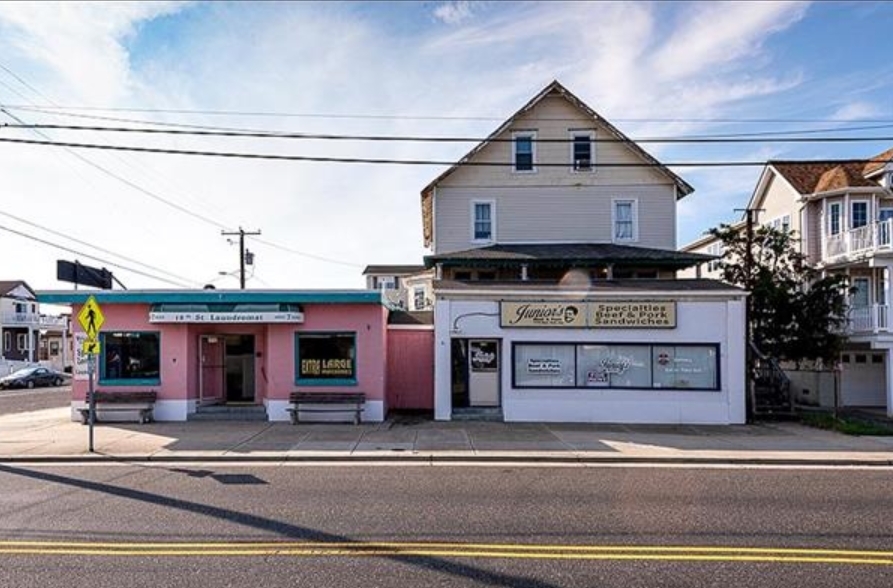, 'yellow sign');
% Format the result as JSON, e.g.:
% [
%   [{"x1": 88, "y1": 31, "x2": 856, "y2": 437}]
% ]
[
  {"x1": 590, "y1": 302, "x2": 676, "y2": 328},
  {"x1": 77, "y1": 295, "x2": 105, "y2": 339},
  {"x1": 500, "y1": 302, "x2": 587, "y2": 328},
  {"x1": 82, "y1": 338, "x2": 101, "y2": 355}
]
